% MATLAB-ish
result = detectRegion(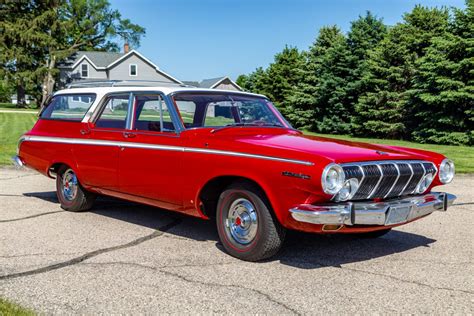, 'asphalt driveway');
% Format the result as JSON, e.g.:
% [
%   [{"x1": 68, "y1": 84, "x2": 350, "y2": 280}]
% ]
[{"x1": 0, "y1": 168, "x2": 473, "y2": 314}]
